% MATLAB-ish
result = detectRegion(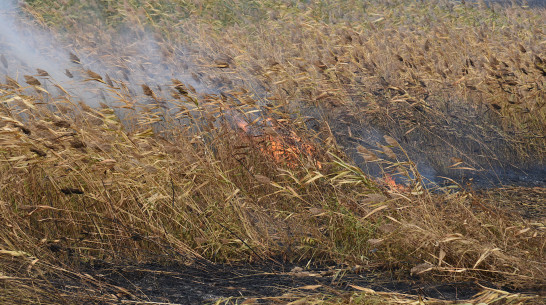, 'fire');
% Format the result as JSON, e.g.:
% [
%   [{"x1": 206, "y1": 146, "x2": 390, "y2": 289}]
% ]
[
  {"x1": 234, "y1": 116, "x2": 321, "y2": 169},
  {"x1": 234, "y1": 115, "x2": 408, "y2": 188},
  {"x1": 383, "y1": 173, "x2": 409, "y2": 192}
]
